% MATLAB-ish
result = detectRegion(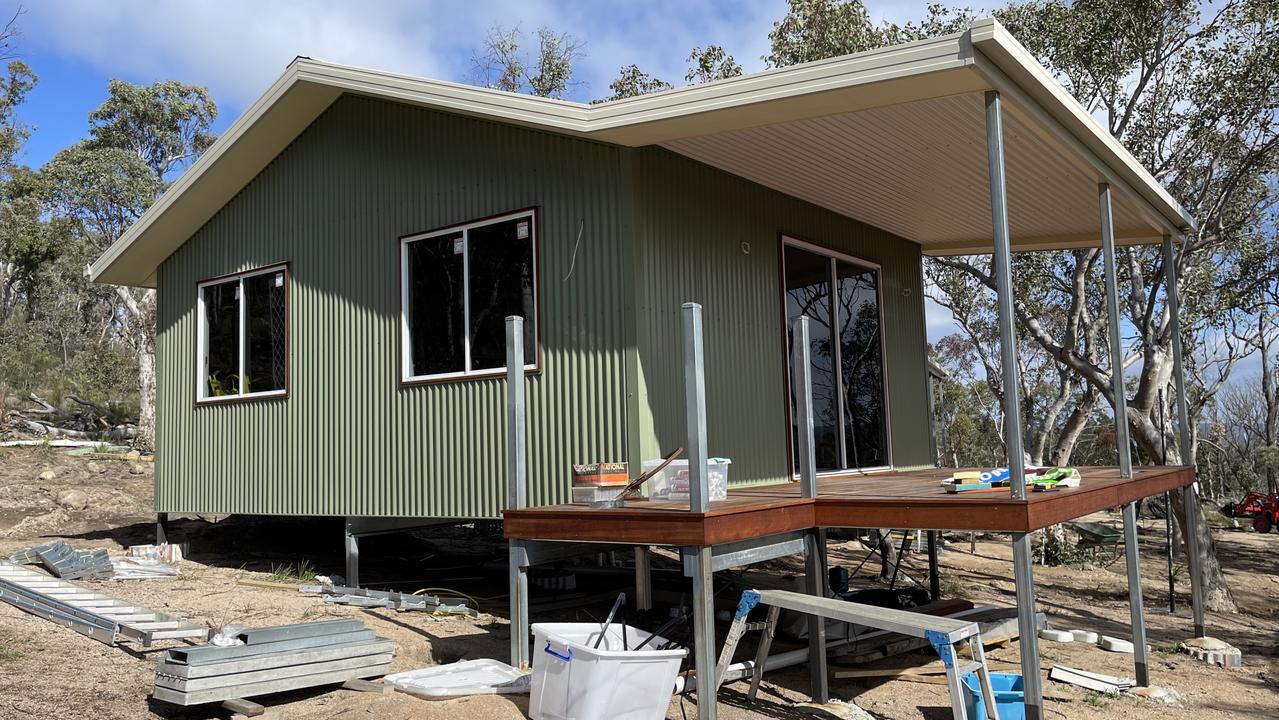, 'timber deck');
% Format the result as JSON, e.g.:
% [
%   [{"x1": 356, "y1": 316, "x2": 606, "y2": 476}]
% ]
[{"x1": 502, "y1": 466, "x2": 1194, "y2": 547}]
